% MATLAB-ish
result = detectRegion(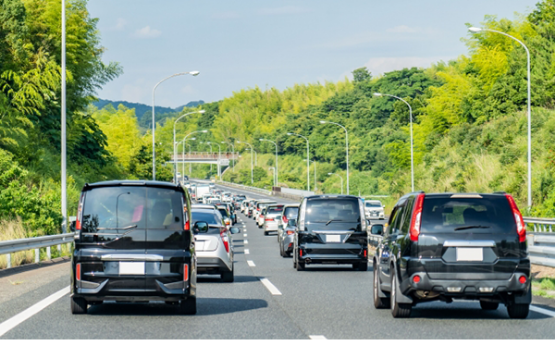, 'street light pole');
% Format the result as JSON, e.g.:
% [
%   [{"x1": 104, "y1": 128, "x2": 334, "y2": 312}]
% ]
[
  {"x1": 237, "y1": 141, "x2": 254, "y2": 184},
  {"x1": 222, "y1": 142, "x2": 235, "y2": 172},
  {"x1": 206, "y1": 142, "x2": 221, "y2": 178},
  {"x1": 287, "y1": 132, "x2": 310, "y2": 192},
  {"x1": 152, "y1": 70, "x2": 199, "y2": 180},
  {"x1": 173, "y1": 110, "x2": 205, "y2": 183},
  {"x1": 61, "y1": 0, "x2": 67, "y2": 233},
  {"x1": 469, "y1": 26, "x2": 532, "y2": 209},
  {"x1": 320, "y1": 120, "x2": 349, "y2": 194},
  {"x1": 201, "y1": 142, "x2": 213, "y2": 175},
  {"x1": 260, "y1": 138, "x2": 278, "y2": 186},
  {"x1": 269, "y1": 167, "x2": 276, "y2": 187},
  {"x1": 374, "y1": 93, "x2": 414, "y2": 192},
  {"x1": 328, "y1": 173, "x2": 343, "y2": 194},
  {"x1": 181, "y1": 138, "x2": 195, "y2": 179},
  {"x1": 181, "y1": 130, "x2": 207, "y2": 178}
]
